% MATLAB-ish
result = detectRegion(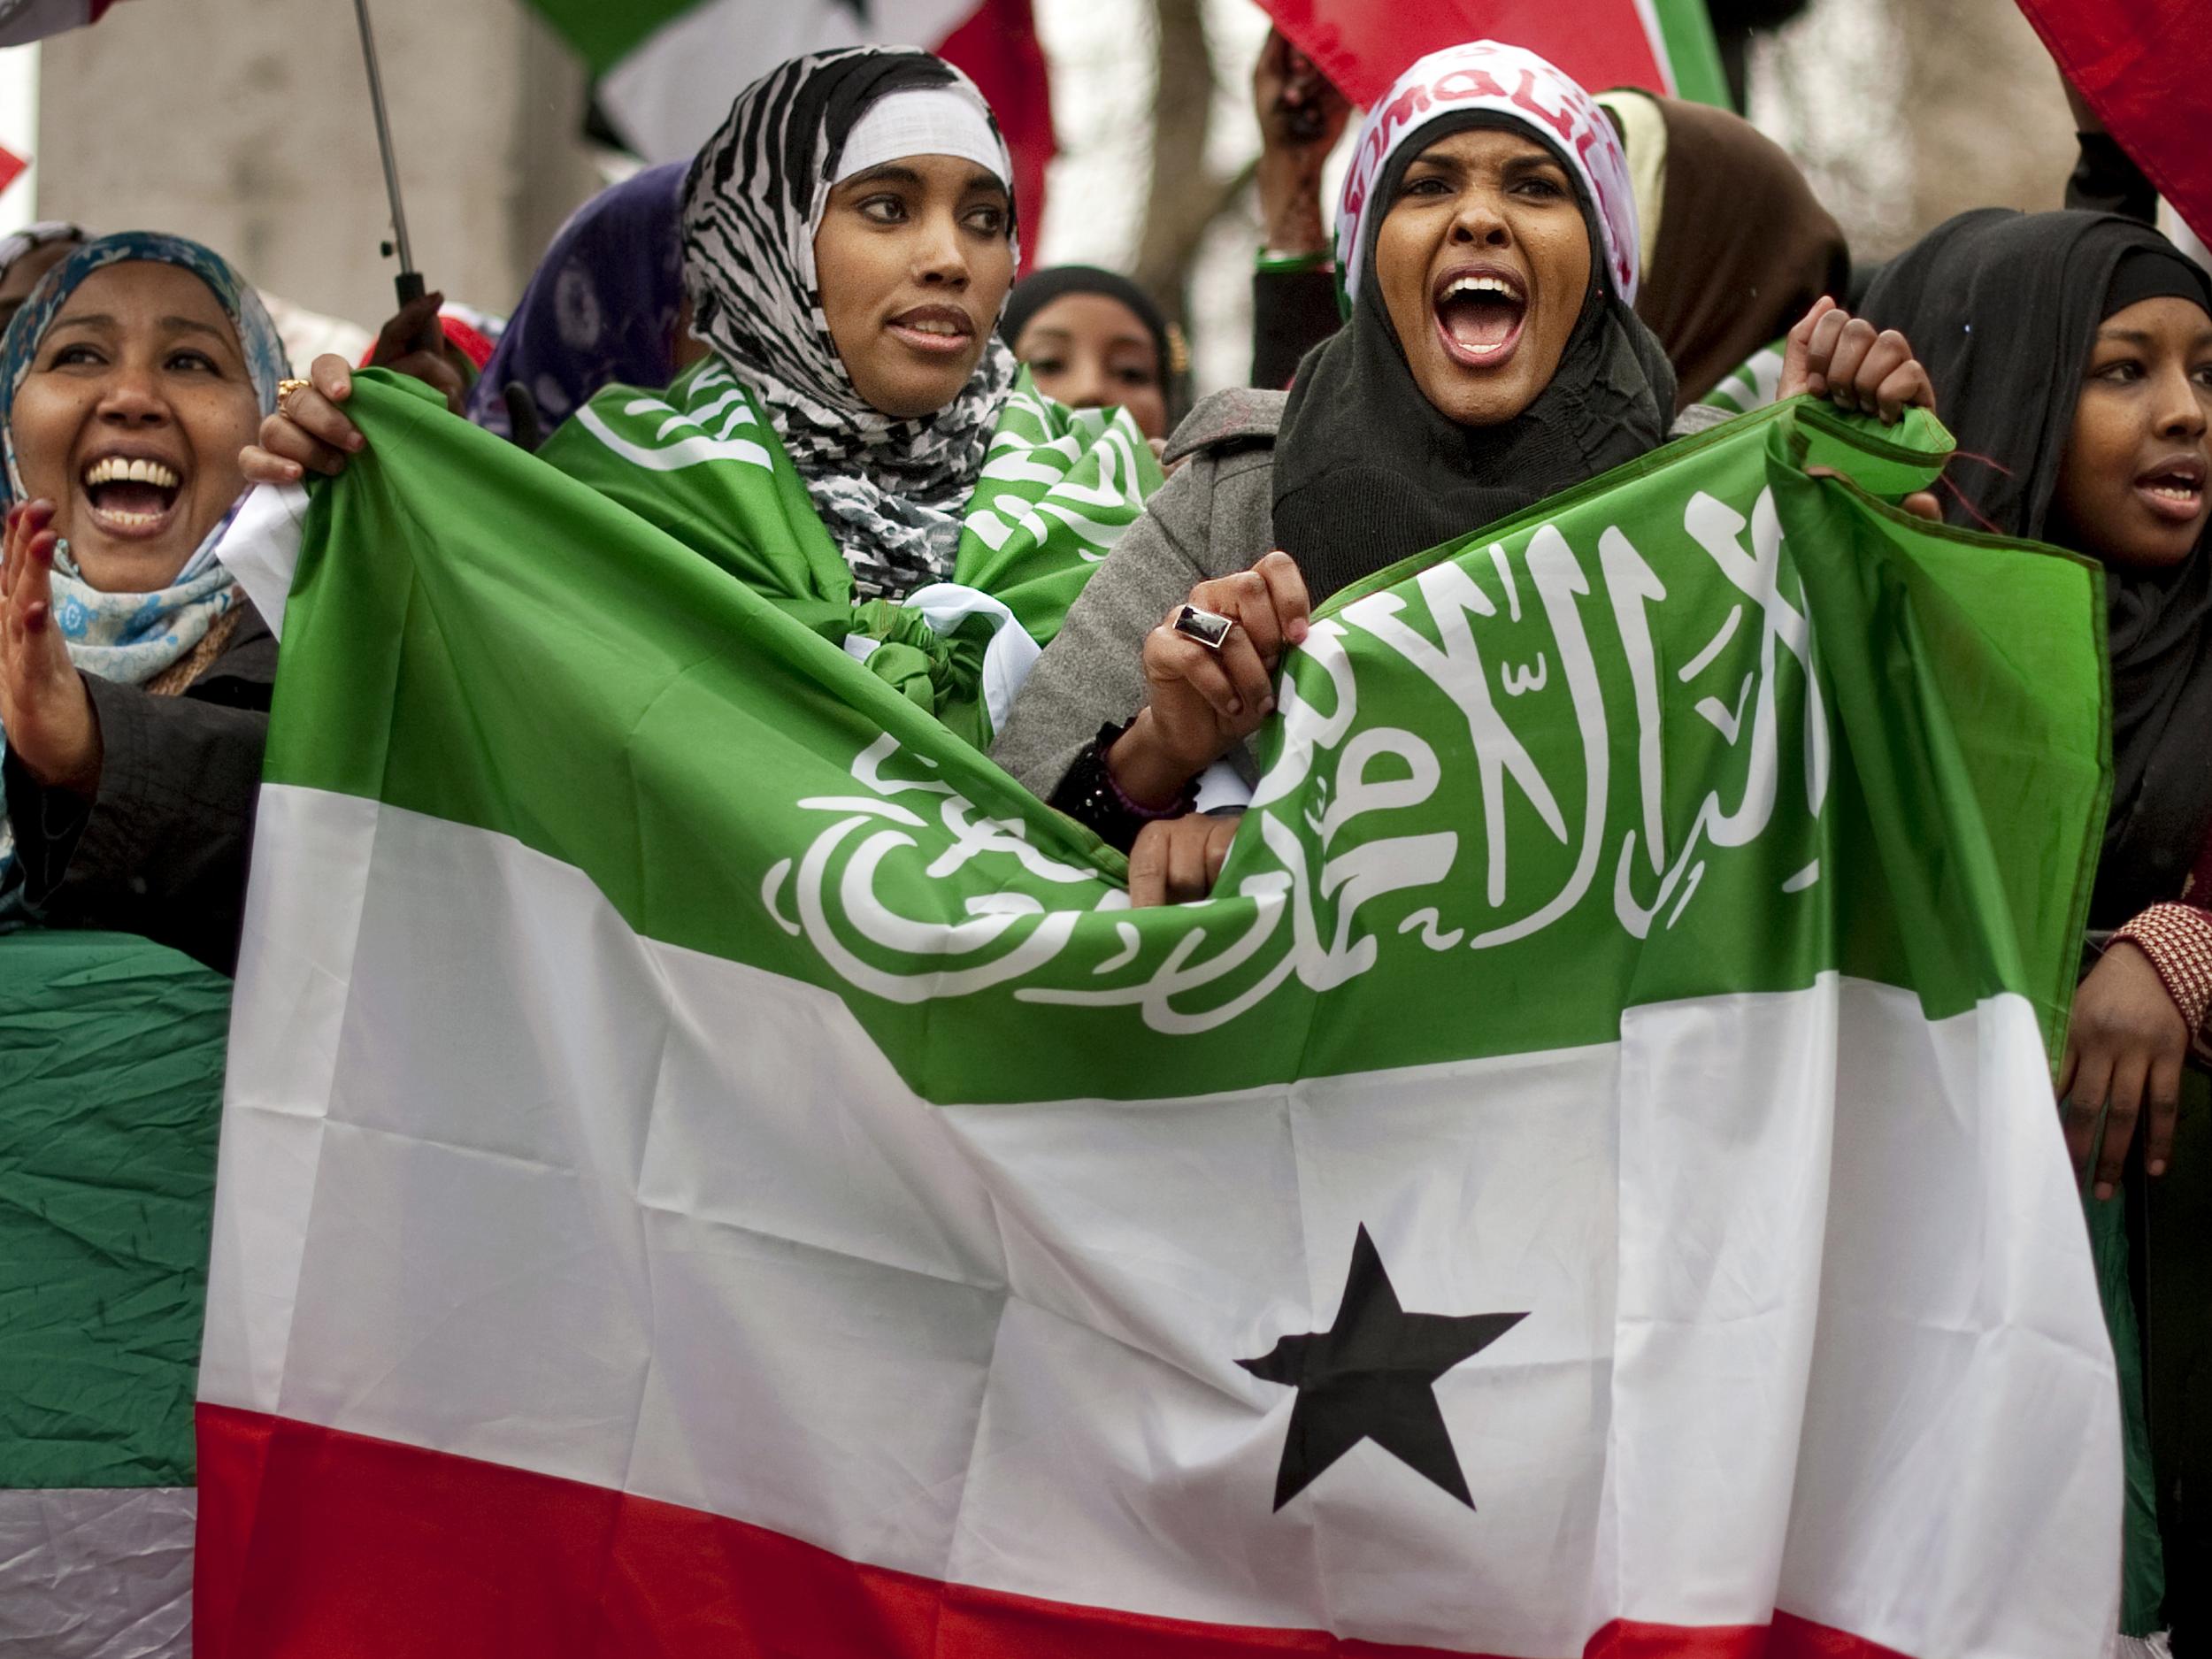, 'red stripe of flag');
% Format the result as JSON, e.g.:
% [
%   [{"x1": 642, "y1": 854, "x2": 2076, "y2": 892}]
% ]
[{"x1": 196, "y1": 1403, "x2": 1921, "y2": 1659}]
